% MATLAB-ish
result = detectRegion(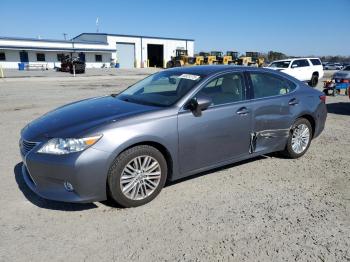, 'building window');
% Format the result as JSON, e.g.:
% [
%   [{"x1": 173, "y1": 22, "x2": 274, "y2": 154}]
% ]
[
  {"x1": 57, "y1": 53, "x2": 65, "y2": 62},
  {"x1": 36, "y1": 53, "x2": 46, "y2": 62},
  {"x1": 95, "y1": 54, "x2": 102, "y2": 62},
  {"x1": 0, "y1": 52, "x2": 5, "y2": 61}
]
